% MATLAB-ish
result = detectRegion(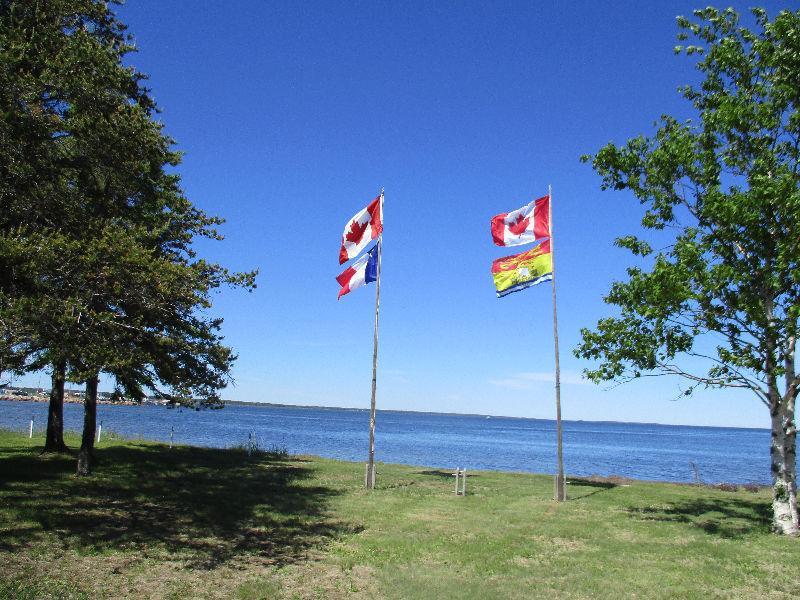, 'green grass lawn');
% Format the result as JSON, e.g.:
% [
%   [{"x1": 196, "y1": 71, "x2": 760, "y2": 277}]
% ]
[{"x1": 0, "y1": 429, "x2": 797, "y2": 599}]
